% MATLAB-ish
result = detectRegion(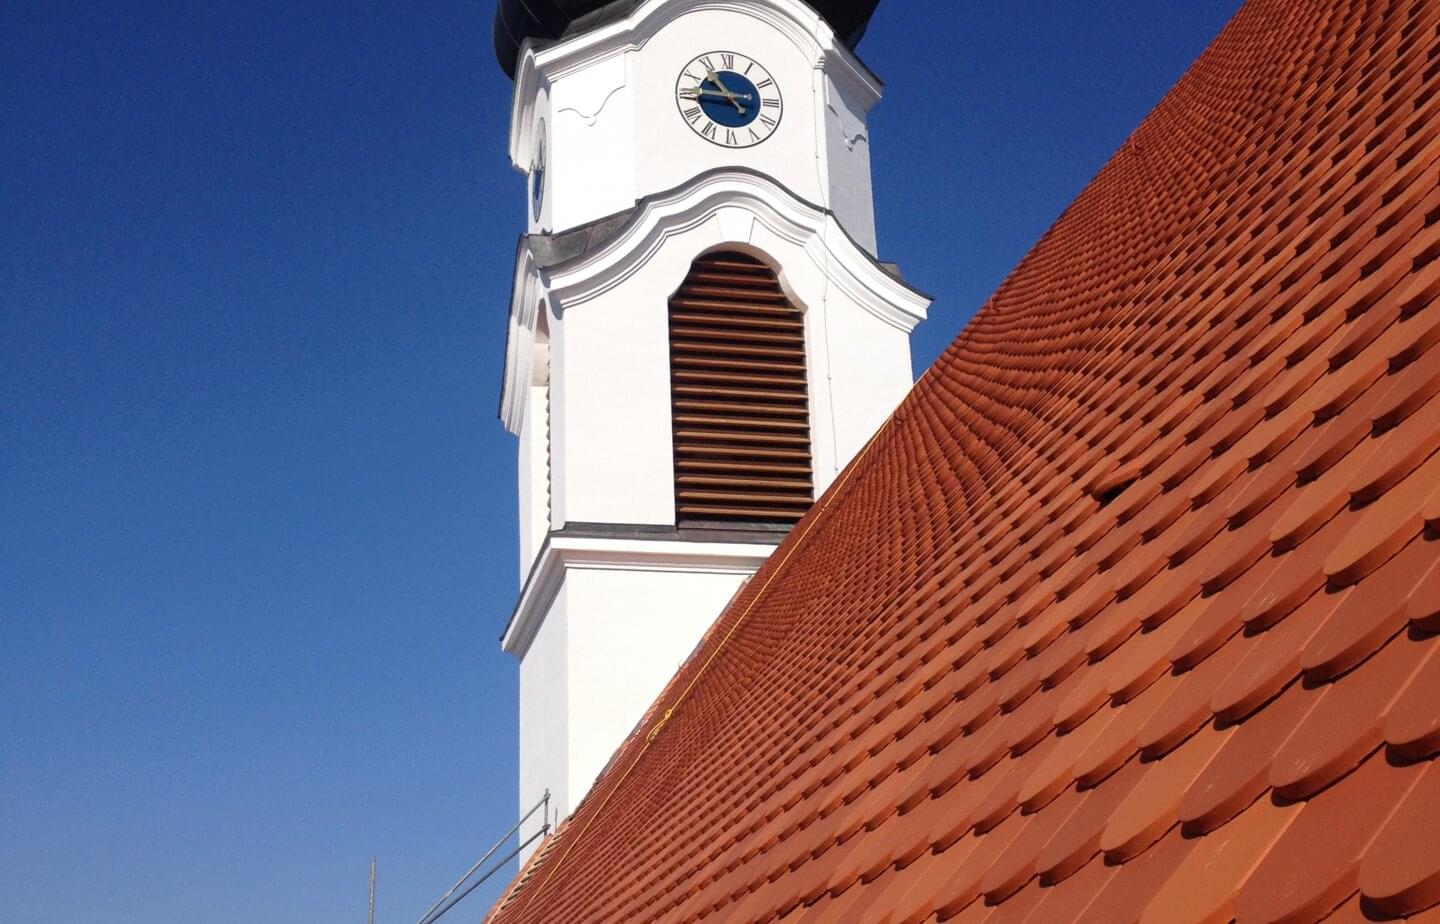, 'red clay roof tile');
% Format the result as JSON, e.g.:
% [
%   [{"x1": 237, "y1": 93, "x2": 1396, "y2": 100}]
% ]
[
  {"x1": 1299, "y1": 534, "x2": 1440, "y2": 680},
  {"x1": 1074, "y1": 671, "x2": 1182, "y2": 789},
  {"x1": 980, "y1": 808, "x2": 1073, "y2": 907},
  {"x1": 1017, "y1": 852, "x2": 1116, "y2": 923},
  {"x1": 1084, "y1": 826, "x2": 1200, "y2": 924},
  {"x1": 1322, "y1": 450, "x2": 1440, "y2": 585},
  {"x1": 1268, "y1": 629, "x2": 1430, "y2": 800},
  {"x1": 1141, "y1": 794, "x2": 1300, "y2": 924},
  {"x1": 1180, "y1": 681, "x2": 1318, "y2": 835},
  {"x1": 485, "y1": 1, "x2": 1440, "y2": 919},
  {"x1": 1100, "y1": 722, "x2": 1234, "y2": 863},
  {"x1": 1140, "y1": 631, "x2": 1250, "y2": 758},
  {"x1": 934, "y1": 812, "x2": 1032, "y2": 919},
  {"x1": 1235, "y1": 750, "x2": 1426, "y2": 924},
  {"x1": 1358, "y1": 759, "x2": 1440, "y2": 917},
  {"x1": 1035, "y1": 755, "x2": 1147, "y2": 886},
  {"x1": 1211, "y1": 588, "x2": 1346, "y2": 725},
  {"x1": 1383, "y1": 637, "x2": 1440, "y2": 761}
]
